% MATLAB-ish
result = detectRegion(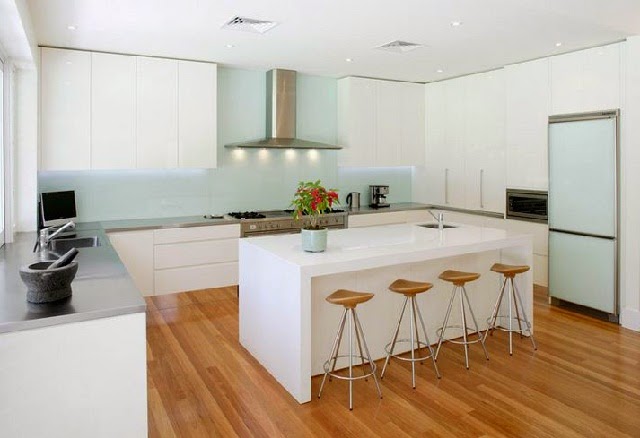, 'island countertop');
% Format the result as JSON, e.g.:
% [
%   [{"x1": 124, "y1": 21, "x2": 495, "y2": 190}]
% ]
[
  {"x1": 0, "y1": 225, "x2": 146, "y2": 334},
  {"x1": 241, "y1": 222, "x2": 532, "y2": 276}
]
